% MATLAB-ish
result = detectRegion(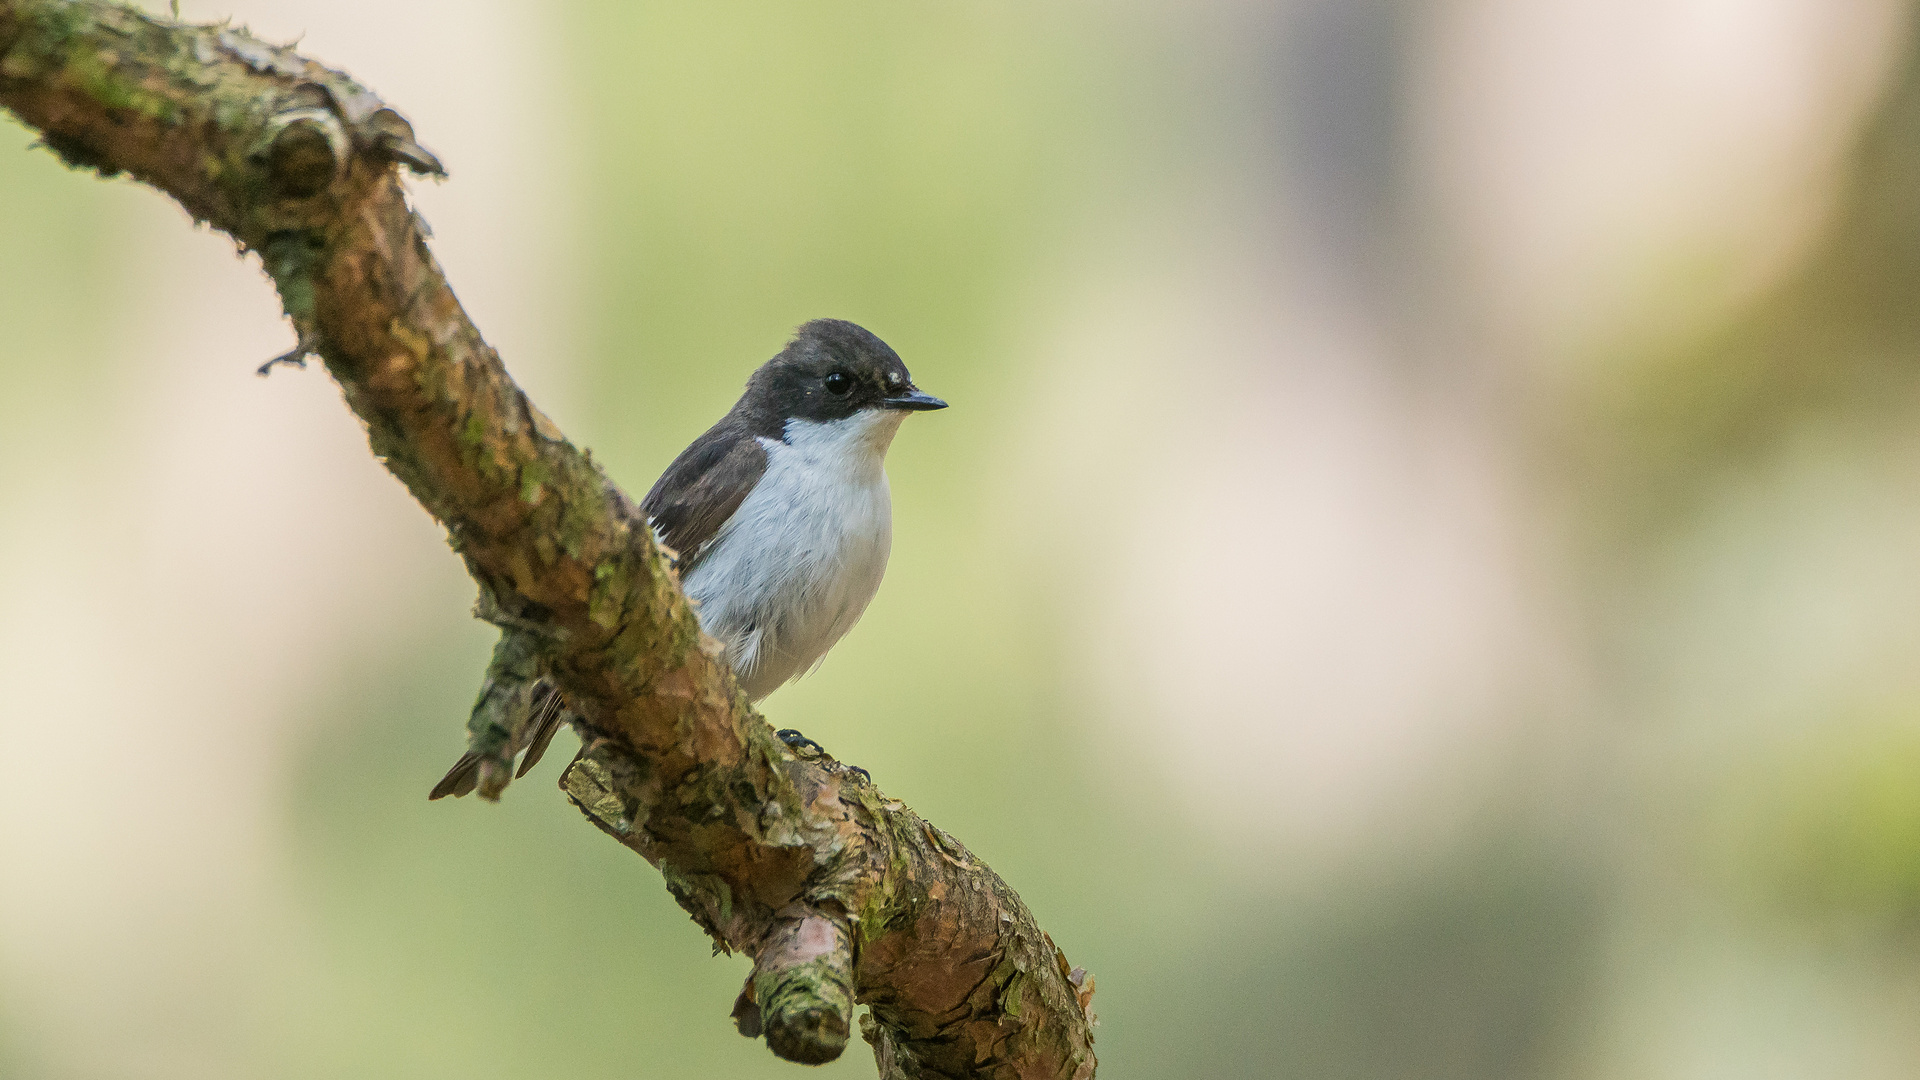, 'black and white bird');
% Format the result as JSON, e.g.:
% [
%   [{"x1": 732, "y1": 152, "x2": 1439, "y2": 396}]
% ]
[
  {"x1": 644, "y1": 318, "x2": 948, "y2": 697},
  {"x1": 431, "y1": 319, "x2": 944, "y2": 799}
]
